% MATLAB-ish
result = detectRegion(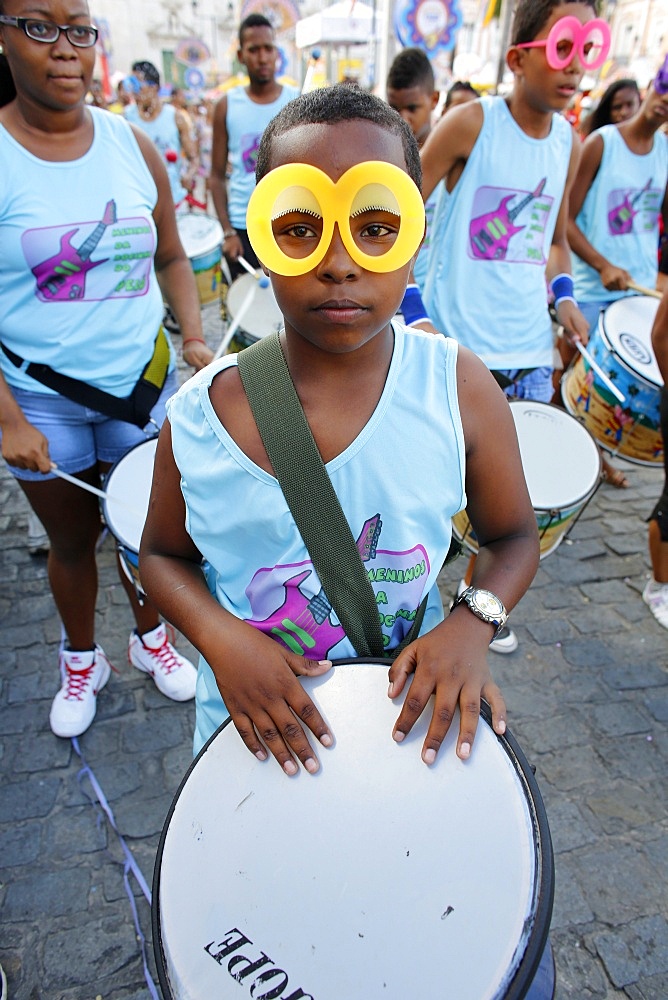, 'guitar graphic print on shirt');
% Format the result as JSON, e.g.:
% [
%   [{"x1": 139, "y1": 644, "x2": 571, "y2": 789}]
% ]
[
  {"x1": 21, "y1": 200, "x2": 156, "y2": 302},
  {"x1": 244, "y1": 514, "x2": 431, "y2": 659},
  {"x1": 30, "y1": 200, "x2": 117, "y2": 301},
  {"x1": 607, "y1": 178, "x2": 653, "y2": 235},
  {"x1": 468, "y1": 178, "x2": 553, "y2": 264}
]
